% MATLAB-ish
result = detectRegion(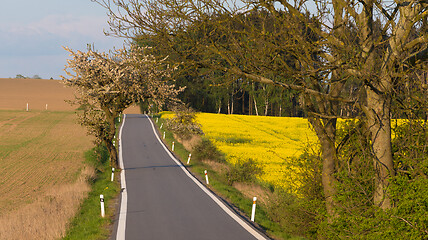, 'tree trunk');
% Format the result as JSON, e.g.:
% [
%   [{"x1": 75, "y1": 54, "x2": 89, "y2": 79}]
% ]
[
  {"x1": 264, "y1": 98, "x2": 269, "y2": 116},
  {"x1": 309, "y1": 117, "x2": 338, "y2": 219},
  {"x1": 242, "y1": 91, "x2": 245, "y2": 114},
  {"x1": 357, "y1": 0, "x2": 394, "y2": 209},
  {"x1": 249, "y1": 93, "x2": 252, "y2": 115},
  {"x1": 365, "y1": 82, "x2": 395, "y2": 209},
  {"x1": 217, "y1": 100, "x2": 221, "y2": 114},
  {"x1": 227, "y1": 100, "x2": 230, "y2": 114},
  {"x1": 104, "y1": 107, "x2": 119, "y2": 168},
  {"x1": 106, "y1": 139, "x2": 118, "y2": 168},
  {"x1": 231, "y1": 96, "x2": 234, "y2": 114},
  {"x1": 253, "y1": 97, "x2": 259, "y2": 116}
]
